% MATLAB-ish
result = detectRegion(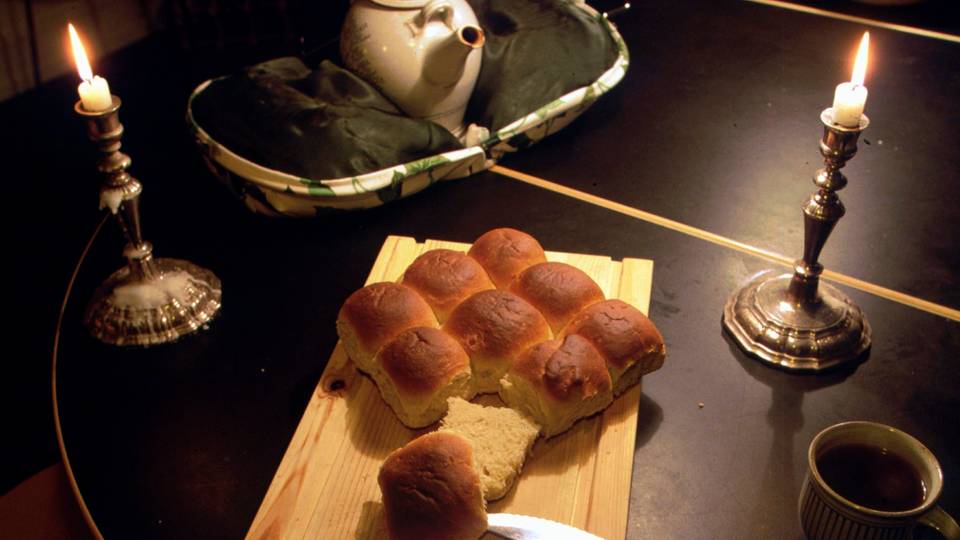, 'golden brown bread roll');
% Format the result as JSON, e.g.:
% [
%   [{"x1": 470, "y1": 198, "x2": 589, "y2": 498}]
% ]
[
  {"x1": 336, "y1": 282, "x2": 438, "y2": 373},
  {"x1": 561, "y1": 299, "x2": 666, "y2": 395},
  {"x1": 344, "y1": 229, "x2": 668, "y2": 525},
  {"x1": 401, "y1": 249, "x2": 495, "y2": 323},
  {"x1": 508, "y1": 262, "x2": 605, "y2": 334},
  {"x1": 443, "y1": 290, "x2": 552, "y2": 393},
  {"x1": 467, "y1": 228, "x2": 547, "y2": 289},
  {"x1": 379, "y1": 432, "x2": 488, "y2": 540},
  {"x1": 373, "y1": 327, "x2": 475, "y2": 428},
  {"x1": 499, "y1": 335, "x2": 613, "y2": 437}
]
